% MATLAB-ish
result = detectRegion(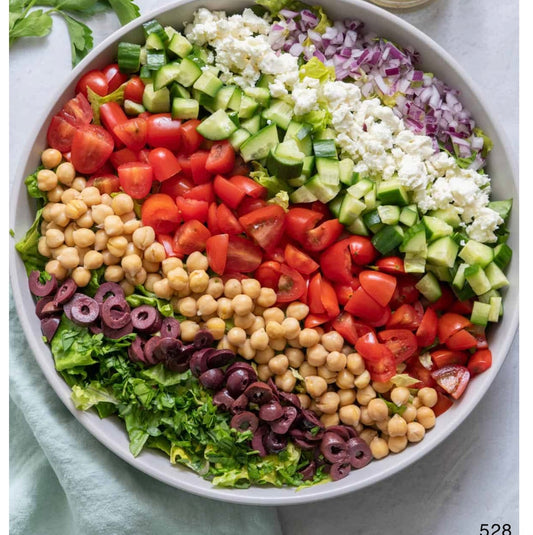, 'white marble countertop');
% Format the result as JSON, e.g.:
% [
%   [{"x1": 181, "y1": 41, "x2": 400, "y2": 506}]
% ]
[{"x1": 10, "y1": 0, "x2": 519, "y2": 533}]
